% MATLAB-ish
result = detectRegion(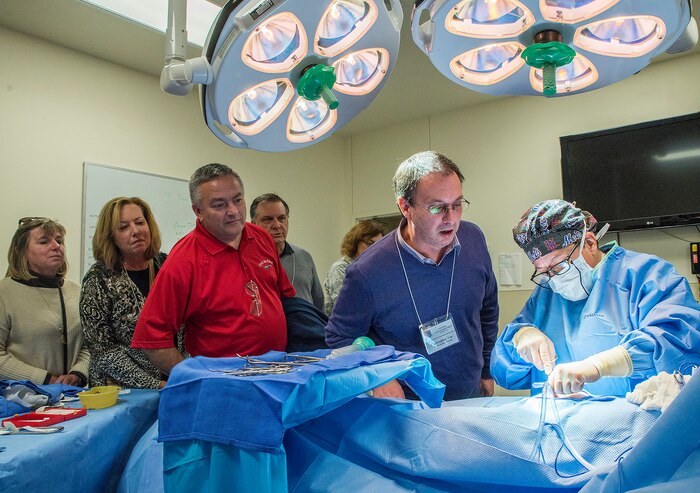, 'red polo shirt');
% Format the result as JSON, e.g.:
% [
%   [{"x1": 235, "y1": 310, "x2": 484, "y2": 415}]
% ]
[{"x1": 132, "y1": 221, "x2": 295, "y2": 357}]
